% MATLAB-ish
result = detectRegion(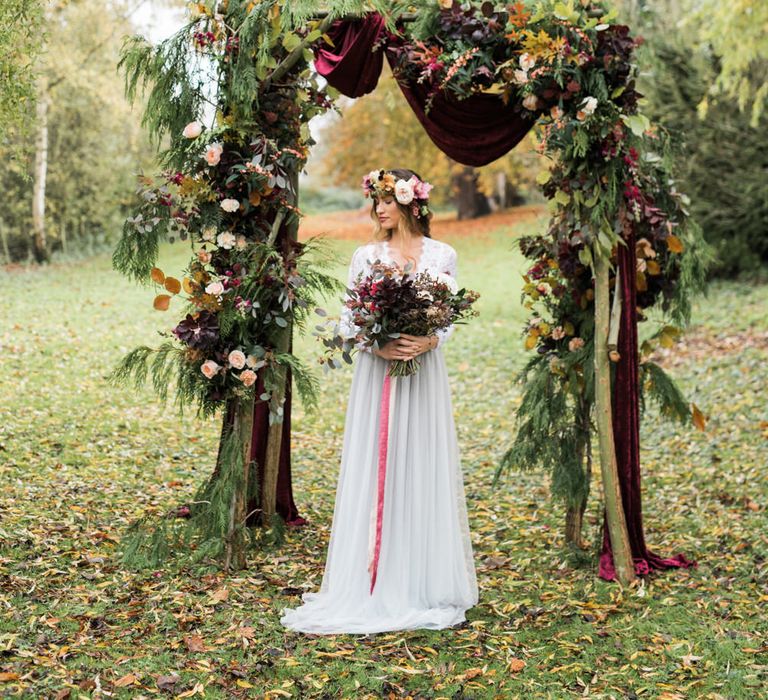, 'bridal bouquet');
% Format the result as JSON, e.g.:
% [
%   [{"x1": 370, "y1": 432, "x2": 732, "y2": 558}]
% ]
[{"x1": 323, "y1": 260, "x2": 479, "y2": 377}]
